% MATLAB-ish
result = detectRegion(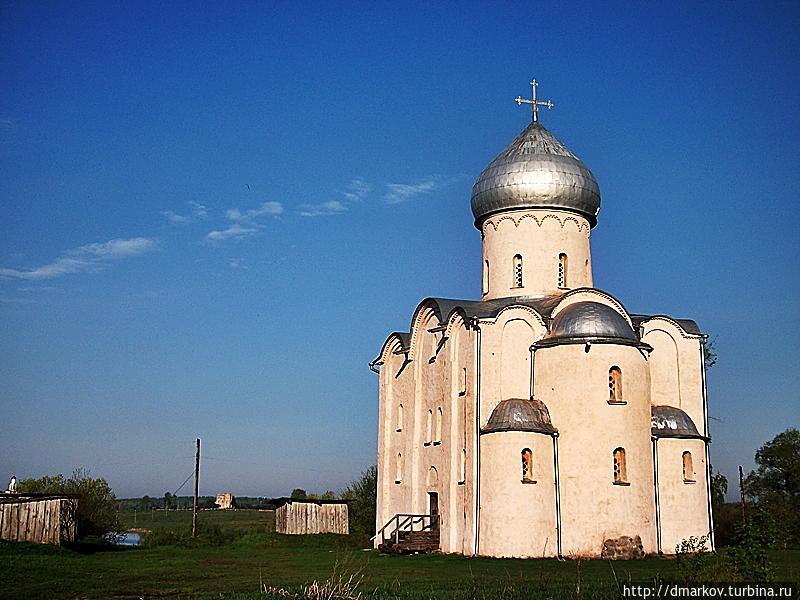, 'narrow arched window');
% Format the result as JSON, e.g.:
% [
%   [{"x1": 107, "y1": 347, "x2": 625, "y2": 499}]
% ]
[
  {"x1": 521, "y1": 448, "x2": 534, "y2": 482},
  {"x1": 460, "y1": 448, "x2": 466, "y2": 484},
  {"x1": 513, "y1": 254, "x2": 523, "y2": 288},
  {"x1": 608, "y1": 367, "x2": 623, "y2": 403},
  {"x1": 558, "y1": 253, "x2": 568, "y2": 288},
  {"x1": 396, "y1": 403, "x2": 404, "y2": 432},
  {"x1": 434, "y1": 407, "x2": 443, "y2": 445},
  {"x1": 682, "y1": 451, "x2": 695, "y2": 483},
  {"x1": 613, "y1": 447, "x2": 627, "y2": 484},
  {"x1": 483, "y1": 260, "x2": 490, "y2": 295},
  {"x1": 425, "y1": 409, "x2": 433, "y2": 446},
  {"x1": 395, "y1": 453, "x2": 403, "y2": 483}
]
